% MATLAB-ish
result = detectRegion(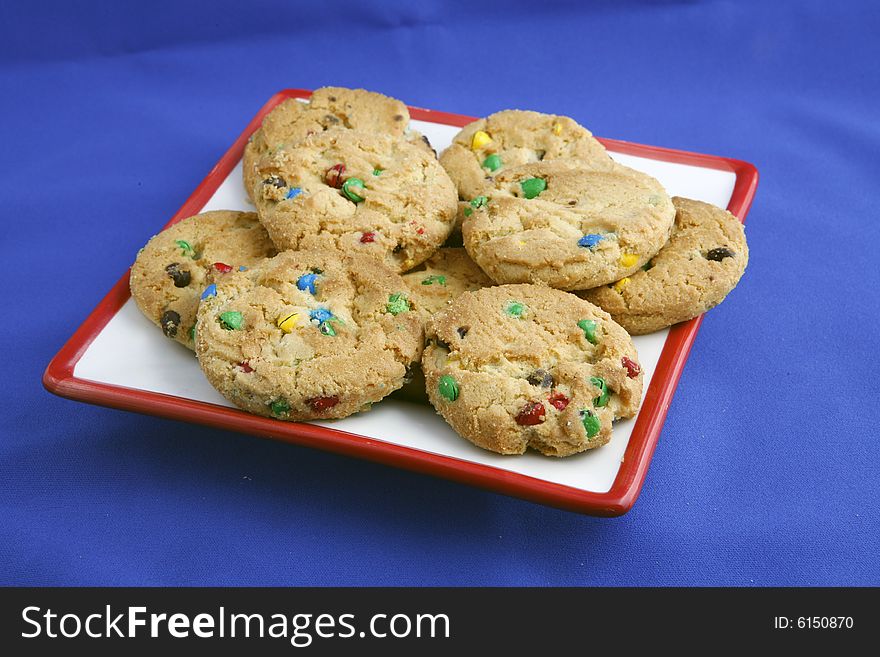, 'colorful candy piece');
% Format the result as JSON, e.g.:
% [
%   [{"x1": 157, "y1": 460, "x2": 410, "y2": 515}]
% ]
[
  {"x1": 165, "y1": 263, "x2": 191, "y2": 288},
  {"x1": 515, "y1": 401, "x2": 546, "y2": 426},
  {"x1": 520, "y1": 177, "x2": 547, "y2": 199},
  {"x1": 372, "y1": 168, "x2": 383, "y2": 176},
  {"x1": 269, "y1": 399, "x2": 290, "y2": 417},
  {"x1": 342, "y1": 177, "x2": 366, "y2": 203},
  {"x1": 421, "y1": 275, "x2": 447, "y2": 286},
  {"x1": 482, "y1": 154, "x2": 502, "y2": 171},
  {"x1": 386, "y1": 293, "x2": 411, "y2": 315},
  {"x1": 619, "y1": 253, "x2": 639, "y2": 268},
  {"x1": 276, "y1": 312, "x2": 300, "y2": 333},
  {"x1": 707, "y1": 247, "x2": 736, "y2": 261},
  {"x1": 580, "y1": 409, "x2": 601, "y2": 437},
  {"x1": 506, "y1": 301, "x2": 525, "y2": 318},
  {"x1": 238, "y1": 361, "x2": 254, "y2": 373},
  {"x1": 471, "y1": 130, "x2": 492, "y2": 149},
  {"x1": 200, "y1": 284, "x2": 217, "y2": 300},
  {"x1": 218, "y1": 311, "x2": 243, "y2": 330},
  {"x1": 438, "y1": 375, "x2": 459, "y2": 402},
  {"x1": 621, "y1": 356, "x2": 641, "y2": 379},
  {"x1": 577, "y1": 234, "x2": 604, "y2": 250},
  {"x1": 577, "y1": 319, "x2": 598, "y2": 344},
  {"x1": 160, "y1": 310, "x2": 180, "y2": 338},
  {"x1": 296, "y1": 272, "x2": 319, "y2": 295},
  {"x1": 590, "y1": 376, "x2": 610, "y2": 407},
  {"x1": 286, "y1": 187, "x2": 303, "y2": 200},
  {"x1": 552, "y1": 123, "x2": 562, "y2": 136},
  {"x1": 526, "y1": 369, "x2": 554, "y2": 388},
  {"x1": 189, "y1": 323, "x2": 196, "y2": 342},
  {"x1": 613, "y1": 277, "x2": 630, "y2": 293},
  {"x1": 174, "y1": 240, "x2": 196, "y2": 258},
  {"x1": 325, "y1": 164, "x2": 345, "y2": 188},
  {"x1": 307, "y1": 395, "x2": 340, "y2": 412},
  {"x1": 320, "y1": 322, "x2": 337, "y2": 337},
  {"x1": 548, "y1": 391, "x2": 570, "y2": 411},
  {"x1": 213, "y1": 262, "x2": 233, "y2": 274},
  {"x1": 360, "y1": 231, "x2": 376, "y2": 243},
  {"x1": 239, "y1": 266, "x2": 248, "y2": 272},
  {"x1": 263, "y1": 175, "x2": 286, "y2": 188}
]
